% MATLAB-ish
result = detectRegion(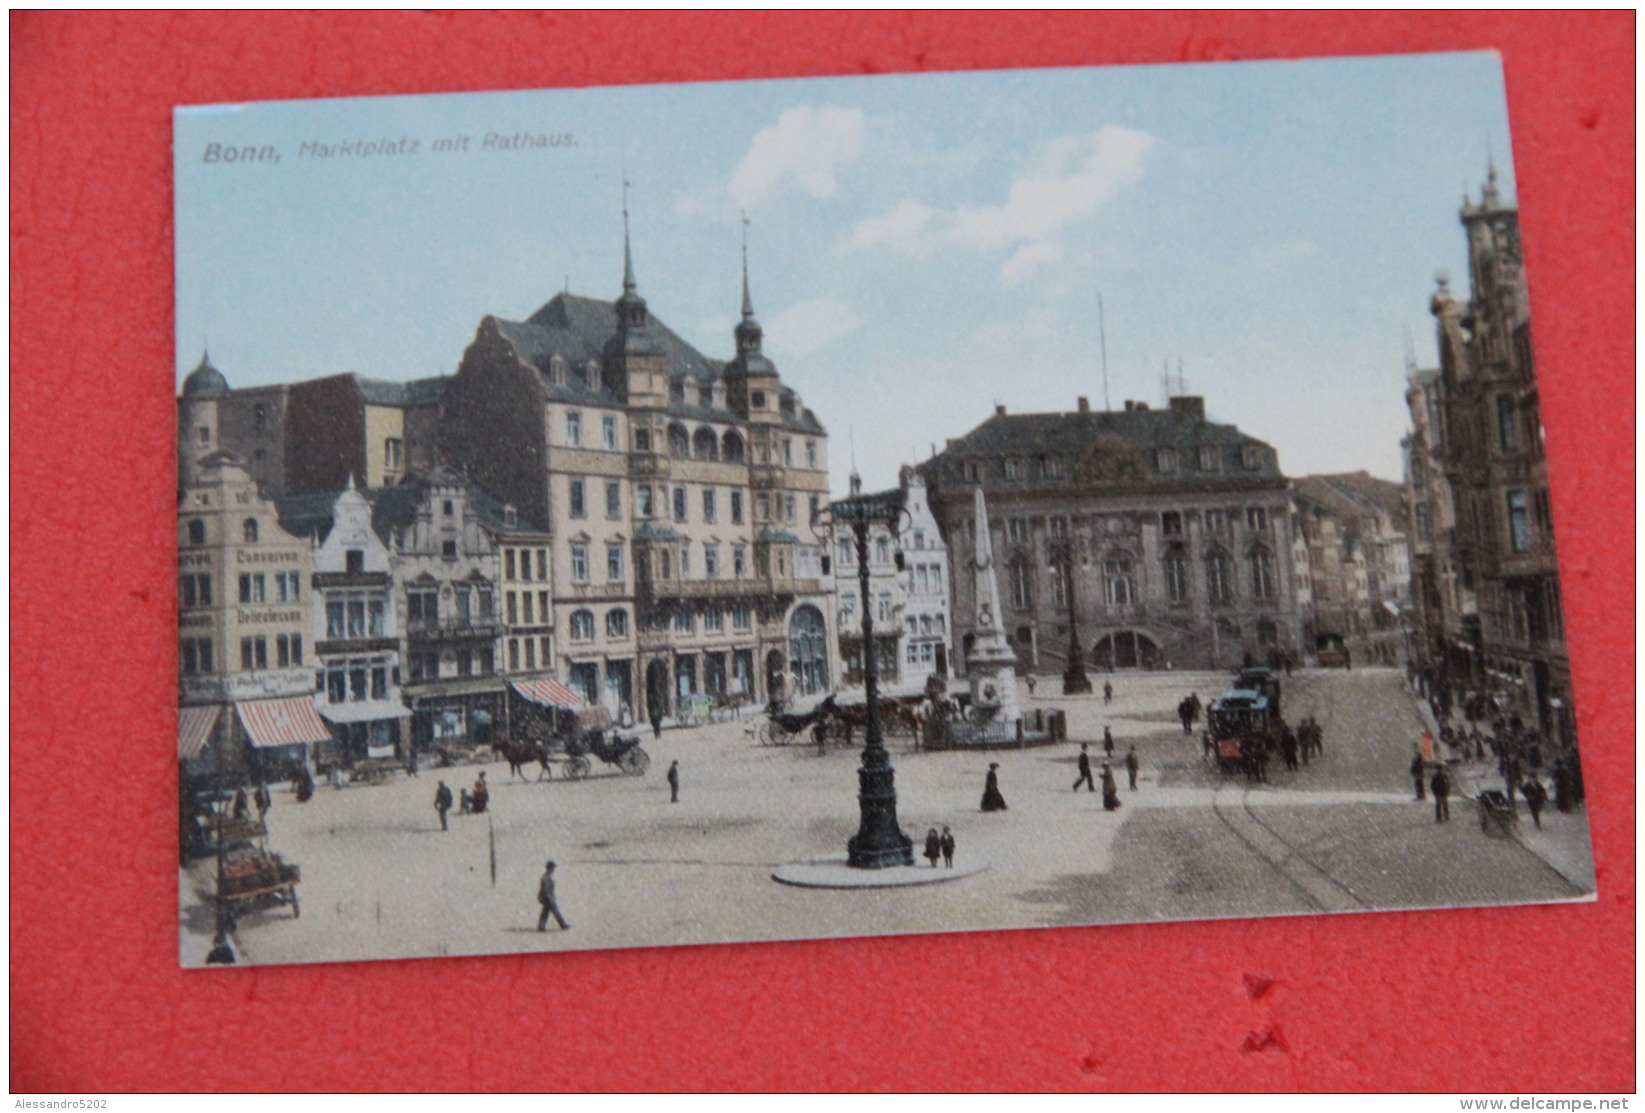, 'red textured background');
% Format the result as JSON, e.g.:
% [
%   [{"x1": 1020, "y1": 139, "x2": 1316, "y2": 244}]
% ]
[{"x1": 10, "y1": 12, "x2": 1634, "y2": 1094}]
